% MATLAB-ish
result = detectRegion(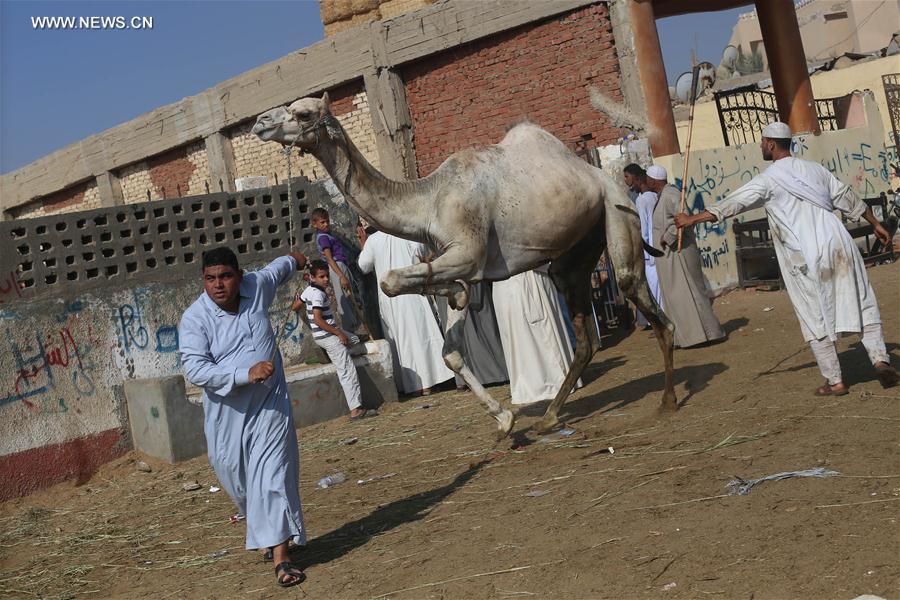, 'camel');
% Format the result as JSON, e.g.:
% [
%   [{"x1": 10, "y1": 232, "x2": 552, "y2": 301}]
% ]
[{"x1": 252, "y1": 93, "x2": 676, "y2": 437}]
